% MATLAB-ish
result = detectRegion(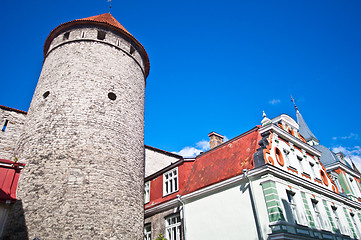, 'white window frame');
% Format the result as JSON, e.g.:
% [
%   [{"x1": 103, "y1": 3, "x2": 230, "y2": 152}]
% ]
[
  {"x1": 350, "y1": 212, "x2": 361, "y2": 238},
  {"x1": 286, "y1": 191, "x2": 300, "y2": 224},
  {"x1": 297, "y1": 155, "x2": 304, "y2": 173},
  {"x1": 309, "y1": 162, "x2": 316, "y2": 179},
  {"x1": 283, "y1": 148, "x2": 291, "y2": 166},
  {"x1": 166, "y1": 214, "x2": 181, "y2": 240},
  {"x1": 163, "y1": 167, "x2": 179, "y2": 196},
  {"x1": 331, "y1": 206, "x2": 343, "y2": 233},
  {"x1": 311, "y1": 200, "x2": 324, "y2": 229},
  {"x1": 144, "y1": 181, "x2": 150, "y2": 204},
  {"x1": 144, "y1": 223, "x2": 151, "y2": 240}
]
